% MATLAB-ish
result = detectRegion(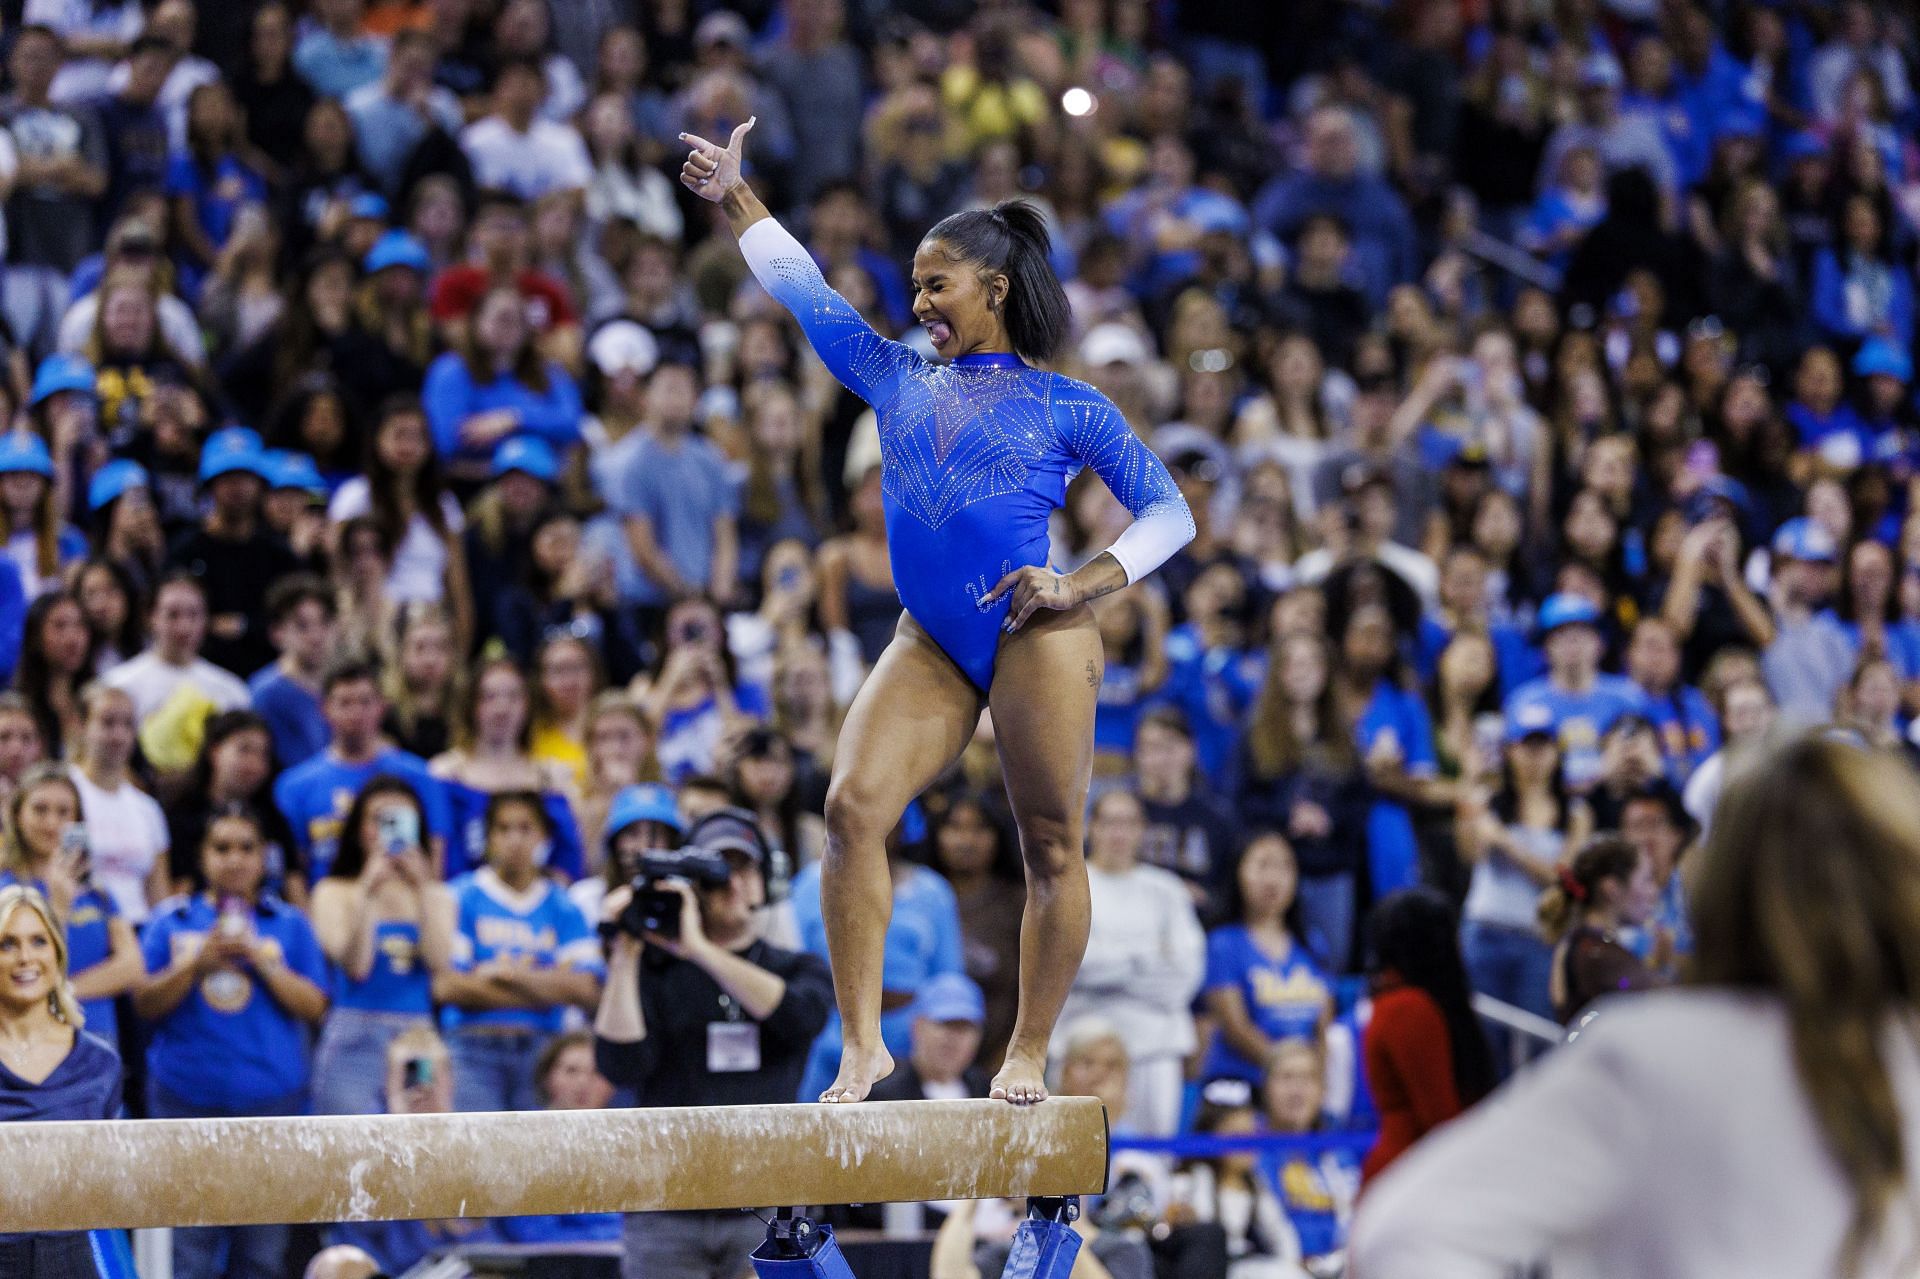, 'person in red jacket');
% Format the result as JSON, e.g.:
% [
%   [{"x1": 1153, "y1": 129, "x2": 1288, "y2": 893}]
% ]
[{"x1": 1359, "y1": 887, "x2": 1496, "y2": 1182}]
